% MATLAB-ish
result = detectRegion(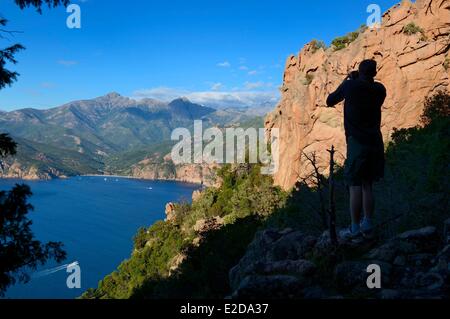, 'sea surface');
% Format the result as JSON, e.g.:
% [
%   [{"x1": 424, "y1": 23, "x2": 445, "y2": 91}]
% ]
[{"x1": 0, "y1": 176, "x2": 199, "y2": 299}]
